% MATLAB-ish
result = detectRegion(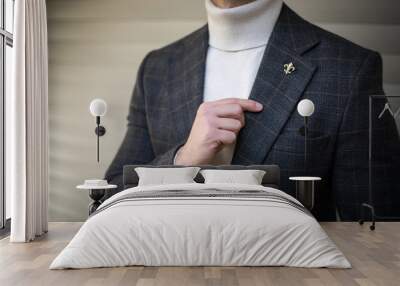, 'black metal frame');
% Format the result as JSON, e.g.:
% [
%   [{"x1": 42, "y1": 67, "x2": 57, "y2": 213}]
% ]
[
  {"x1": 295, "y1": 180, "x2": 315, "y2": 210},
  {"x1": 0, "y1": 0, "x2": 14, "y2": 232},
  {"x1": 88, "y1": 189, "x2": 106, "y2": 215},
  {"x1": 359, "y1": 95, "x2": 400, "y2": 230}
]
